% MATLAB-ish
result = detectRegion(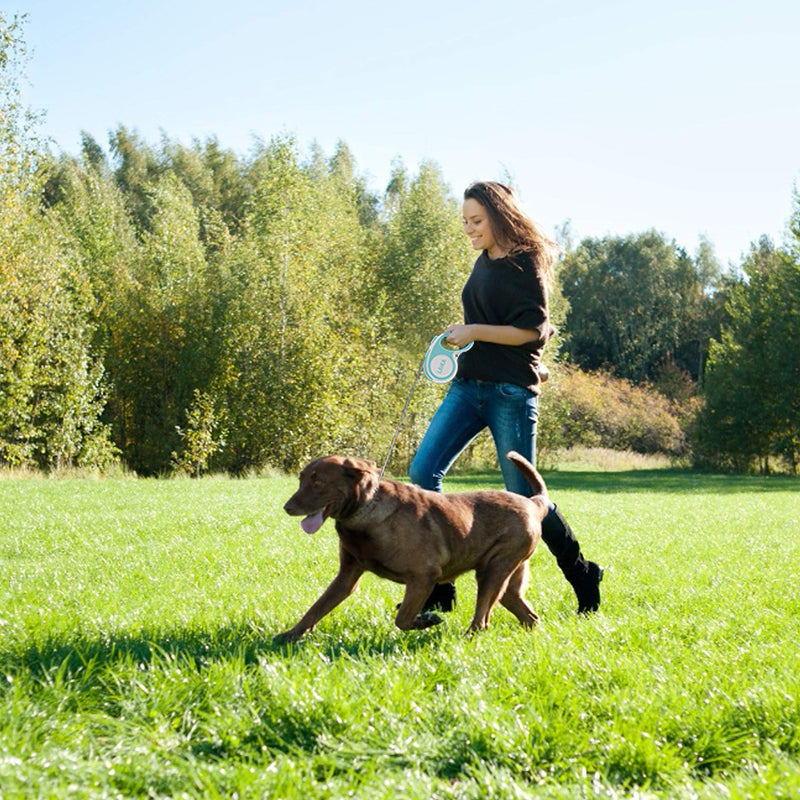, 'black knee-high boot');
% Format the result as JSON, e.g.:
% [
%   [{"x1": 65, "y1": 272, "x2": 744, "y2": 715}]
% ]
[
  {"x1": 421, "y1": 582, "x2": 457, "y2": 613},
  {"x1": 541, "y1": 505, "x2": 603, "y2": 613}
]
